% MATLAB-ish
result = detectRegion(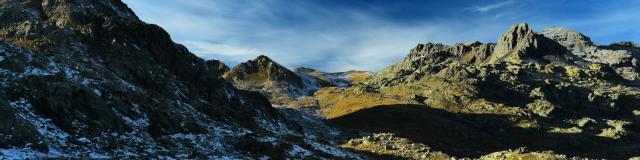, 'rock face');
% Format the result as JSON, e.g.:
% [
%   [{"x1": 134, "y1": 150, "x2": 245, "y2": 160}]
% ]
[
  {"x1": 541, "y1": 27, "x2": 637, "y2": 66},
  {"x1": 541, "y1": 27, "x2": 640, "y2": 80},
  {"x1": 0, "y1": 0, "x2": 358, "y2": 159},
  {"x1": 488, "y1": 23, "x2": 574, "y2": 64},
  {"x1": 320, "y1": 23, "x2": 640, "y2": 159},
  {"x1": 367, "y1": 42, "x2": 494, "y2": 86}
]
